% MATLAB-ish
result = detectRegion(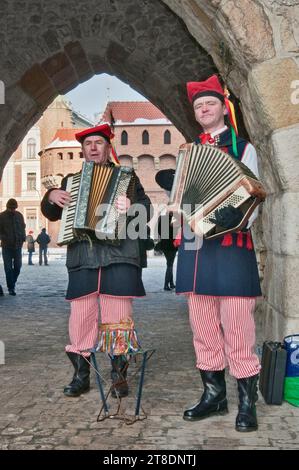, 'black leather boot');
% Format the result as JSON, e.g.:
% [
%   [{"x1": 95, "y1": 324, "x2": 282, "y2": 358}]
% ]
[
  {"x1": 63, "y1": 352, "x2": 90, "y2": 397},
  {"x1": 235, "y1": 374, "x2": 259, "y2": 432},
  {"x1": 111, "y1": 355, "x2": 129, "y2": 398},
  {"x1": 183, "y1": 370, "x2": 228, "y2": 421}
]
